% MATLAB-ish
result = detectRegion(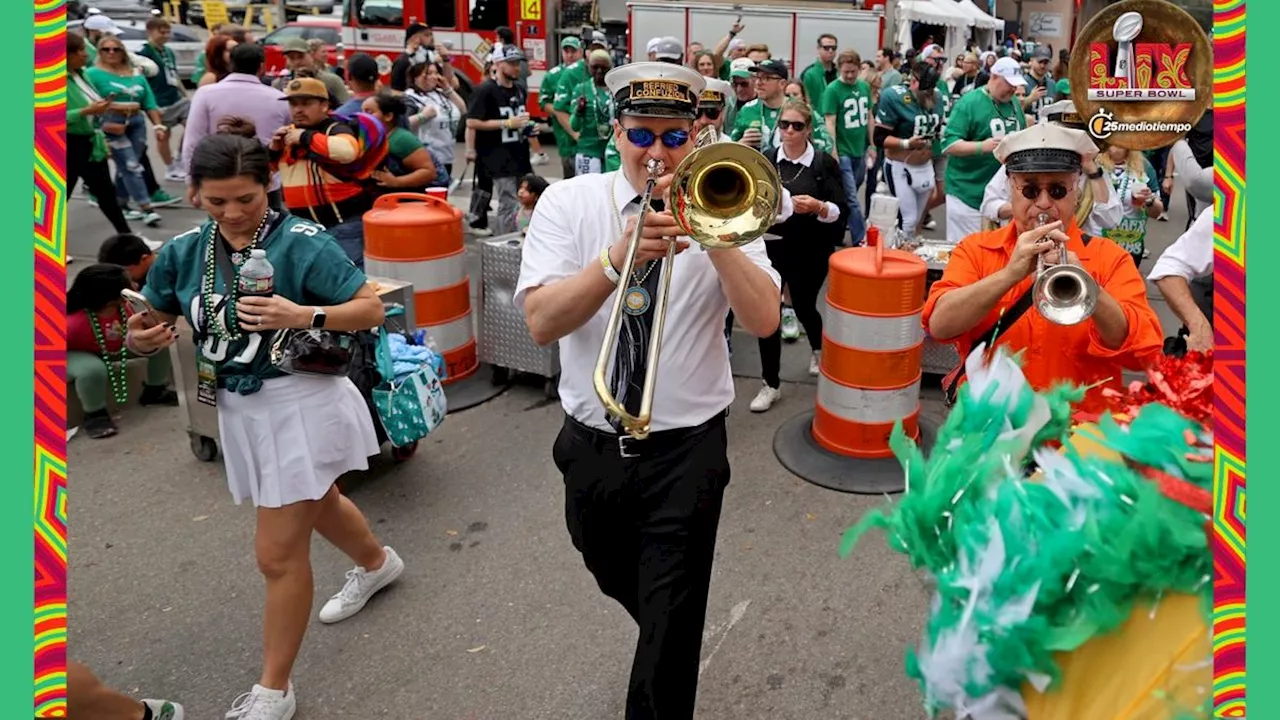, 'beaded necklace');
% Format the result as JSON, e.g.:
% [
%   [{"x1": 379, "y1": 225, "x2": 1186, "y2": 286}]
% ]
[
  {"x1": 587, "y1": 81, "x2": 613, "y2": 139},
  {"x1": 200, "y1": 212, "x2": 271, "y2": 345},
  {"x1": 89, "y1": 303, "x2": 129, "y2": 406}
]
